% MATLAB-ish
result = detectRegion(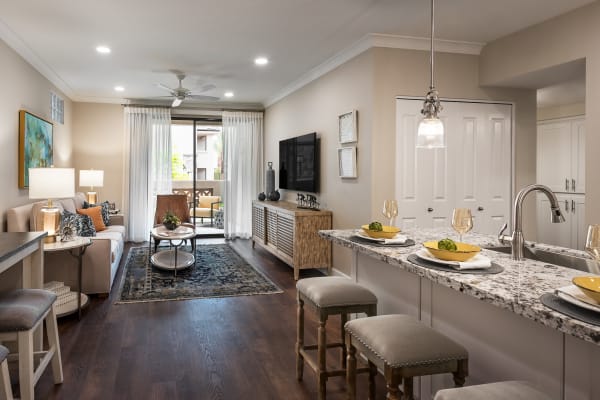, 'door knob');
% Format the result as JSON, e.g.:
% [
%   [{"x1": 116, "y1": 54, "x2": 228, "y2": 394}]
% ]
[
  {"x1": 477, "y1": 206, "x2": 484, "y2": 211},
  {"x1": 427, "y1": 207, "x2": 433, "y2": 212}
]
